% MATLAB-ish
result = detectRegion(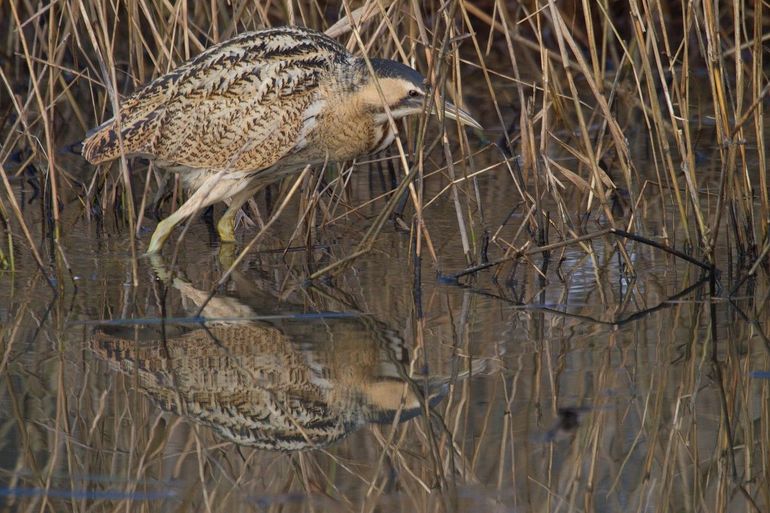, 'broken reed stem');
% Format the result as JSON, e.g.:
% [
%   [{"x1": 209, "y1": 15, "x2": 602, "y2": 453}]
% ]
[{"x1": 450, "y1": 227, "x2": 712, "y2": 282}]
